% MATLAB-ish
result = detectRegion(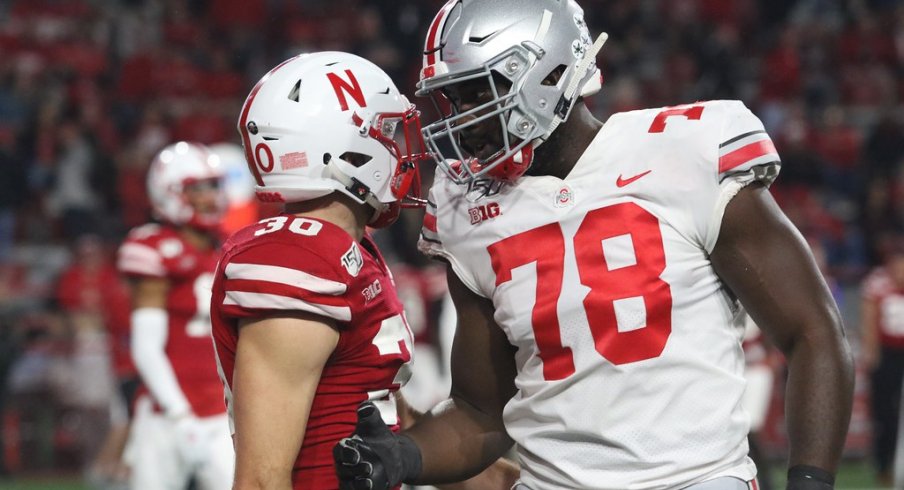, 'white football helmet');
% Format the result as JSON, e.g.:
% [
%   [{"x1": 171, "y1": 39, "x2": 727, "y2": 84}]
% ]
[
  {"x1": 209, "y1": 142, "x2": 256, "y2": 207},
  {"x1": 237, "y1": 51, "x2": 429, "y2": 228},
  {"x1": 417, "y1": 0, "x2": 608, "y2": 184},
  {"x1": 147, "y1": 141, "x2": 226, "y2": 230}
]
